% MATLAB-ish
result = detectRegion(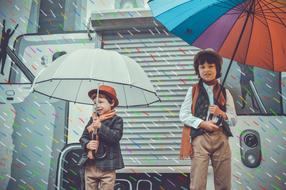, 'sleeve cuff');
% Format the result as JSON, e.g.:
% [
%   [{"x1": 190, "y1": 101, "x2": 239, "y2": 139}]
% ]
[{"x1": 192, "y1": 119, "x2": 204, "y2": 129}]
